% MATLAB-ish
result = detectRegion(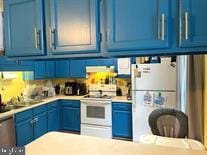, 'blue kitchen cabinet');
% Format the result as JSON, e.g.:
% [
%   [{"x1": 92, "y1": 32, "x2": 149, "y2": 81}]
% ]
[
  {"x1": 49, "y1": 0, "x2": 100, "y2": 54},
  {"x1": 45, "y1": 60, "x2": 55, "y2": 78},
  {"x1": 106, "y1": 0, "x2": 169, "y2": 52},
  {"x1": 47, "y1": 101, "x2": 61, "y2": 131},
  {"x1": 33, "y1": 112, "x2": 48, "y2": 139},
  {"x1": 34, "y1": 60, "x2": 55, "y2": 79},
  {"x1": 0, "y1": 57, "x2": 34, "y2": 71},
  {"x1": 34, "y1": 61, "x2": 46, "y2": 79},
  {"x1": 55, "y1": 60, "x2": 70, "y2": 78},
  {"x1": 86, "y1": 58, "x2": 116, "y2": 67},
  {"x1": 70, "y1": 60, "x2": 86, "y2": 78},
  {"x1": 180, "y1": 0, "x2": 207, "y2": 47},
  {"x1": 15, "y1": 110, "x2": 33, "y2": 147},
  {"x1": 112, "y1": 102, "x2": 132, "y2": 139},
  {"x1": 15, "y1": 105, "x2": 48, "y2": 146},
  {"x1": 4, "y1": 0, "x2": 45, "y2": 57},
  {"x1": 16, "y1": 119, "x2": 33, "y2": 147},
  {"x1": 62, "y1": 100, "x2": 80, "y2": 132}
]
